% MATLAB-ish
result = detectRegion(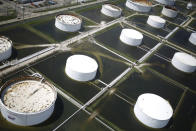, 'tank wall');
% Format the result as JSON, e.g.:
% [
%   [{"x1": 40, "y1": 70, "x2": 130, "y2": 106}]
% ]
[
  {"x1": 0, "y1": 100, "x2": 55, "y2": 126},
  {"x1": 0, "y1": 101, "x2": 27, "y2": 126},
  {"x1": 101, "y1": 6, "x2": 121, "y2": 18},
  {"x1": 134, "y1": 100, "x2": 169, "y2": 128},
  {"x1": 55, "y1": 19, "x2": 81, "y2": 32},
  {"x1": 120, "y1": 30, "x2": 143, "y2": 46},
  {"x1": 162, "y1": 7, "x2": 177, "y2": 18},
  {"x1": 147, "y1": 17, "x2": 165, "y2": 28},
  {"x1": 171, "y1": 56, "x2": 196, "y2": 73},
  {"x1": 189, "y1": 33, "x2": 196, "y2": 45},
  {"x1": 125, "y1": 0, "x2": 151, "y2": 12},
  {"x1": 65, "y1": 64, "x2": 97, "y2": 81},
  {"x1": 27, "y1": 104, "x2": 55, "y2": 126}
]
